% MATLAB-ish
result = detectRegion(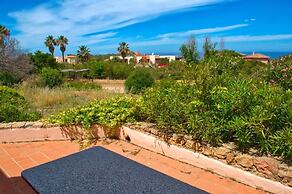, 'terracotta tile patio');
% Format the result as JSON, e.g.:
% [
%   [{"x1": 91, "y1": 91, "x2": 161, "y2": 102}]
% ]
[{"x1": 0, "y1": 140, "x2": 266, "y2": 194}]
